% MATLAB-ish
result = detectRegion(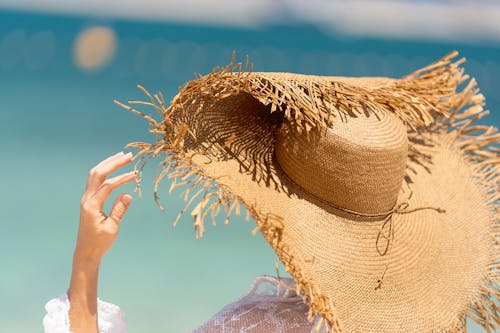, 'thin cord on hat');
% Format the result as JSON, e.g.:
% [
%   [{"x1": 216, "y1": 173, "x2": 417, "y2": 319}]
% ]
[
  {"x1": 374, "y1": 265, "x2": 388, "y2": 291},
  {"x1": 370, "y1": 192, "x2": 445, "y2": 290},
  {"x1": 280, "y1": 162, "x2": 446, "y2": 256},
  {"x1": 374, "y1": 191, "x2": 446, "y2": 256},
  {"x1": 276, "y1": 160, "x2": 446, "y2": 254}
]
